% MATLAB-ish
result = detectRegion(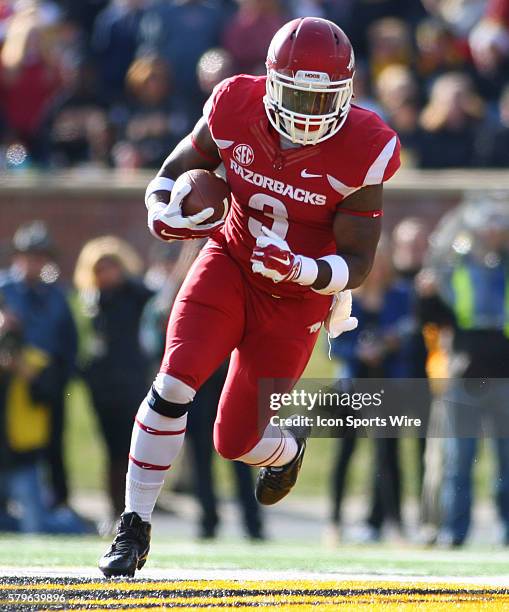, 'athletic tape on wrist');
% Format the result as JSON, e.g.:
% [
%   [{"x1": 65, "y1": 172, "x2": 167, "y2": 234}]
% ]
[
  {"x1": 145, "y1": 177, "x2": 175, "y2": 209},
  {"x1": 312, "y1": 255, "x2": 349, "y2": 295},
  {"x1": 294, "y1": 255, "x2": 319, "y2": 286}
]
